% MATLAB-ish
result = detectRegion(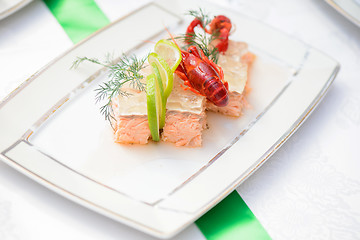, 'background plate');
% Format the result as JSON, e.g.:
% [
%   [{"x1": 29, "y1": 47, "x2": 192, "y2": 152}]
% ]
[
  {"x1": 0, "y1": 0, "x2": 32, "y2": 21},
  {"x1": 325, "y1": 0, "x2": 360, "y2": 27}
]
